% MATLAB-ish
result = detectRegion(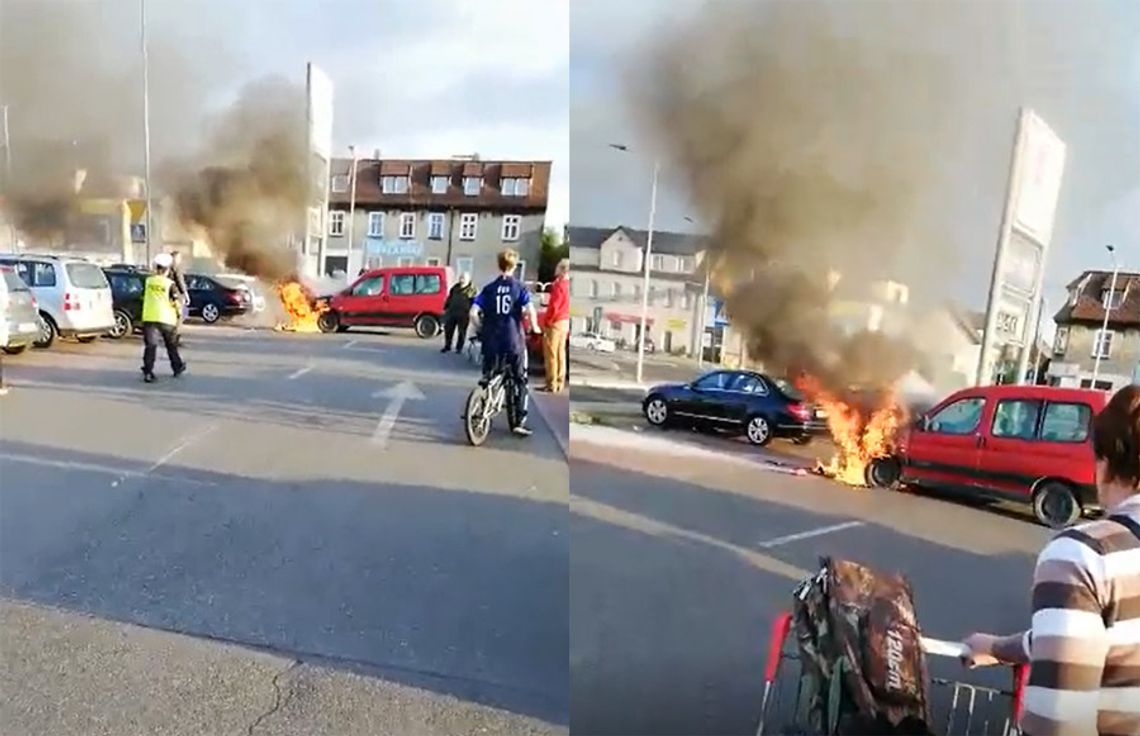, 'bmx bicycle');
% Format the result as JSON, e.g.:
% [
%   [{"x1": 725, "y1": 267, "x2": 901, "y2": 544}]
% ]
[{"x1": 463, "y1": 351, "x2": 528, "y2": 446}]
